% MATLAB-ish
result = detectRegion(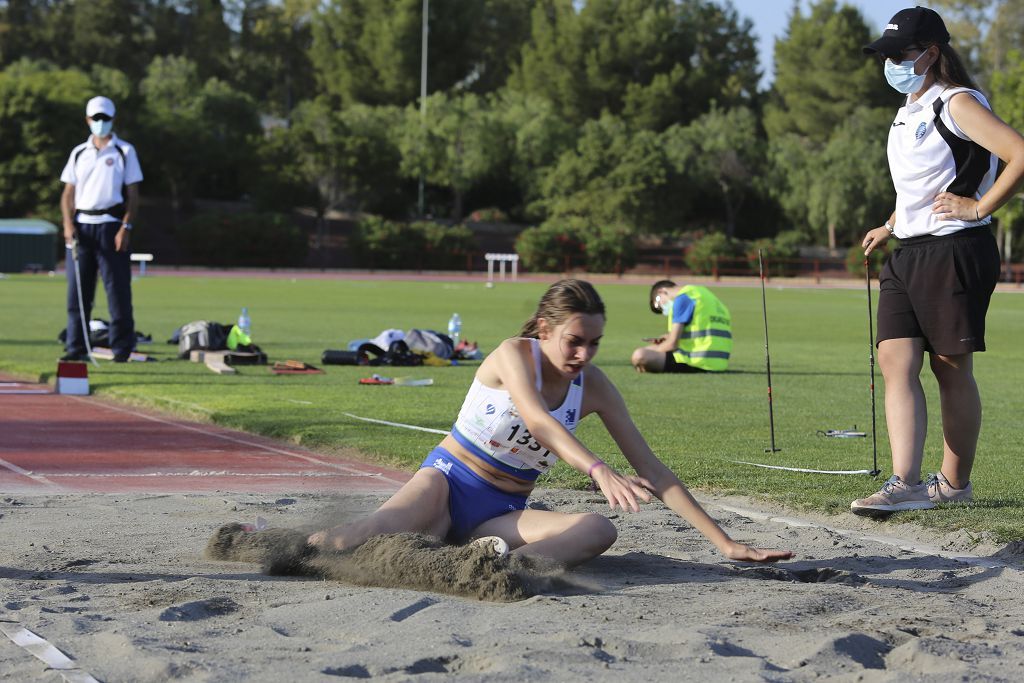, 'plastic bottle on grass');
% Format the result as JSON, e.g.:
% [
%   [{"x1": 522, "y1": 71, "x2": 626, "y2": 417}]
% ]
[
  {"x1": 447, "y1": 313, "x2": 461, "y2": 345},
  {"x1": 238, "y1": 307, "x2": 251, "y2": 336}
]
